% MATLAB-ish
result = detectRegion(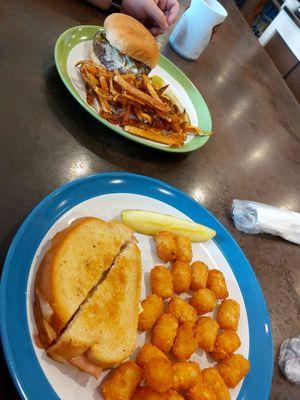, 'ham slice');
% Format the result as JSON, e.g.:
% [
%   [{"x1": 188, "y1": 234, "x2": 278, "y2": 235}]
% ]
[{"x1": 69, "y1": 354, "x2": 103, "y2": 378}]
